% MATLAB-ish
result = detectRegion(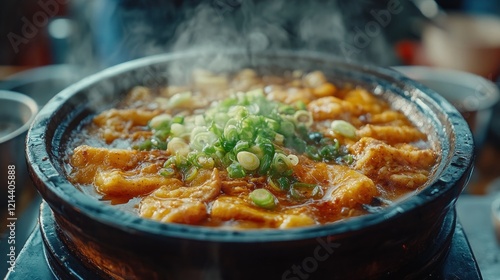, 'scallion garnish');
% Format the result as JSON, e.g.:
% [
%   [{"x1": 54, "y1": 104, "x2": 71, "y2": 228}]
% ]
[
  {"x1": 237, "y1": 151, "x2": 260, "y2": 171},
  {"x1": 331, "y1": 120, "x2": 357, "y2": 139},
  {"x1": 249, "y1": 189, "x2": 277, "y2": 209},
  {"x1": 134, "y1": 88, "x2": 352, "y2": 187},
  {"x1": 227, "y1": 162, "x2": 246, "y2": 178}
]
